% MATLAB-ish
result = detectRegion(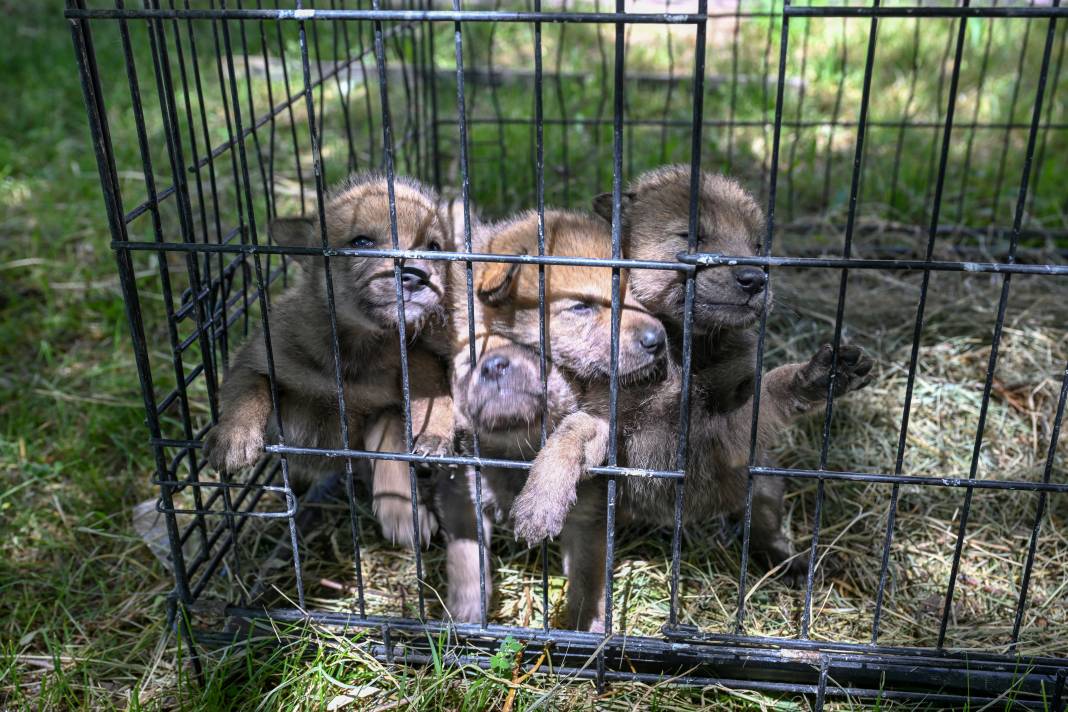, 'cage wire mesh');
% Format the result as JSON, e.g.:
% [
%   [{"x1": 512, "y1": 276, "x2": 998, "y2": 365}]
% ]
[{"x1": 66, "y1": 0, "x2": 1068, "y2": 706}]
